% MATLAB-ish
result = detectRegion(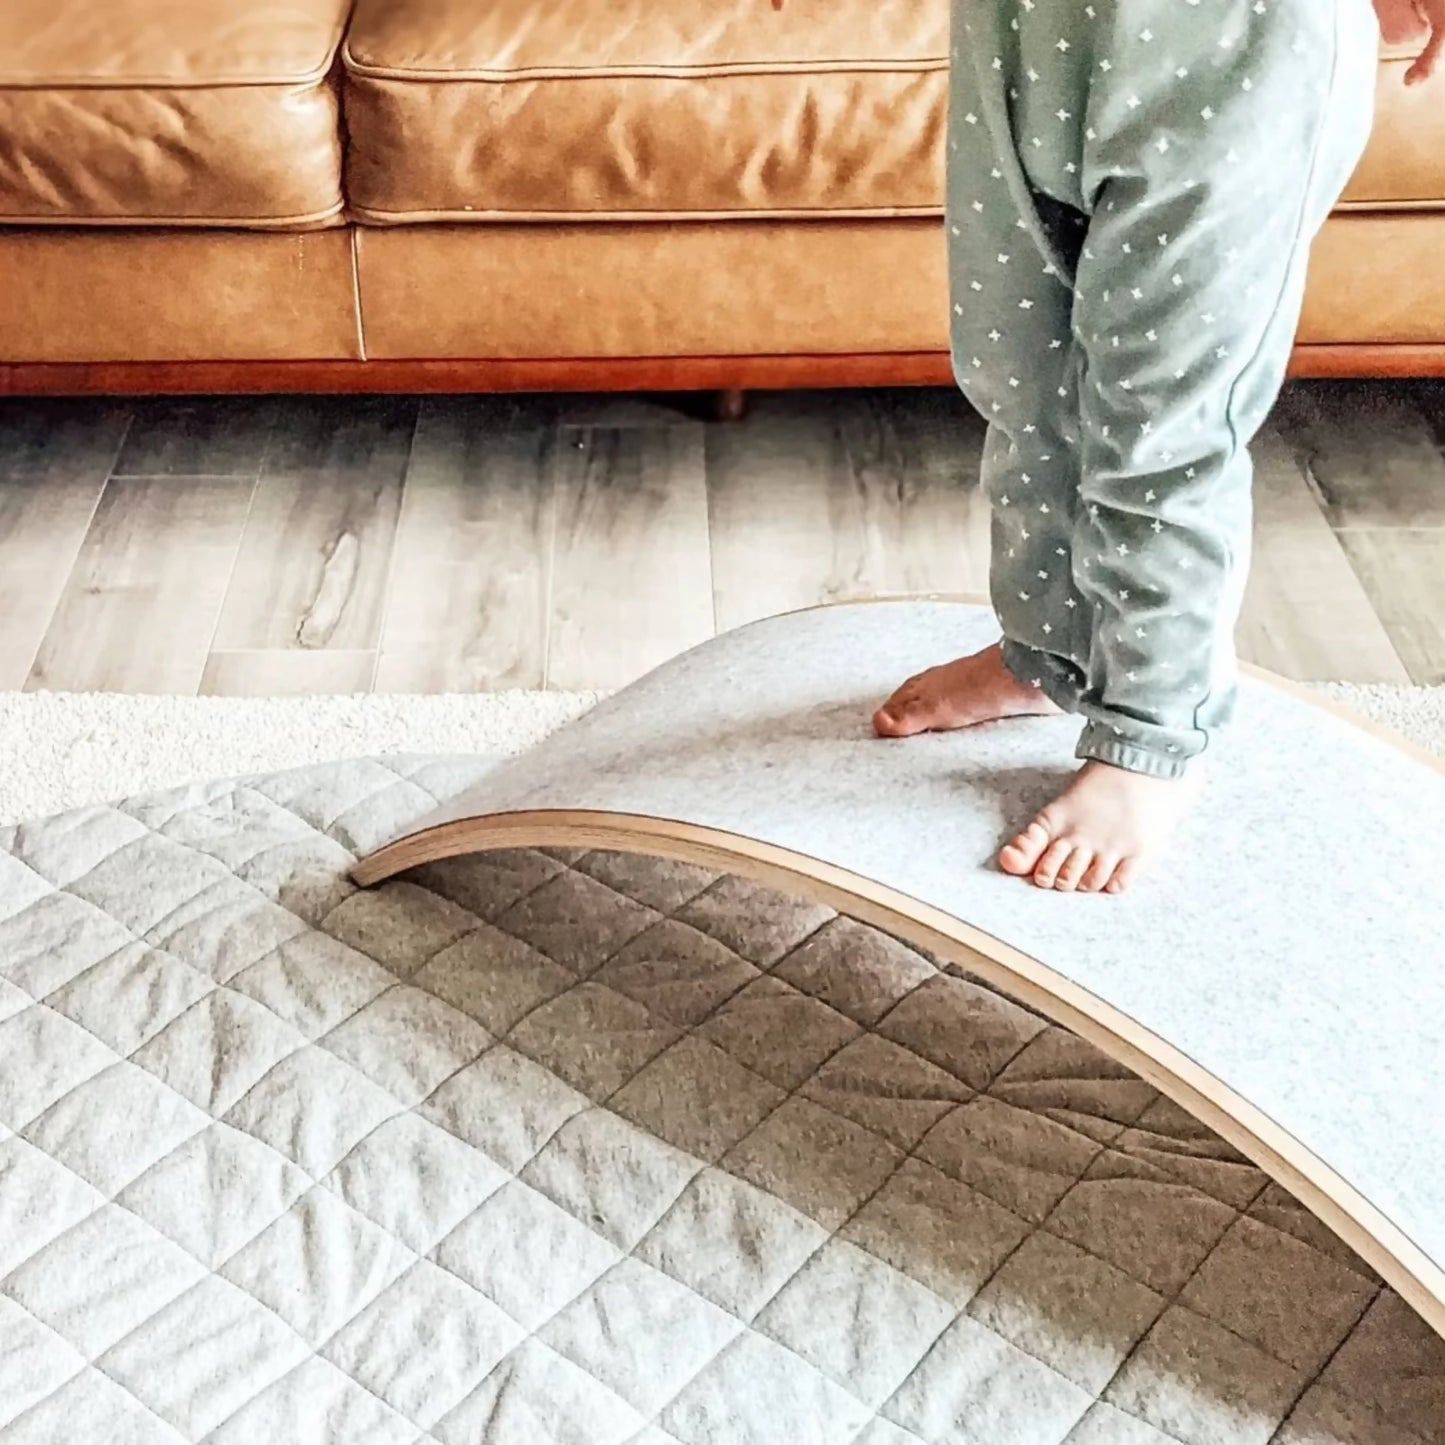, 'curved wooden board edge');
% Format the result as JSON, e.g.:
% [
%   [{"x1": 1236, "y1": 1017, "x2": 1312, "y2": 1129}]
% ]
[
  {"x1": 353, "y1": 804, "x2": 1445, "y2": 1339},
  {"x1": 350, "y1": 596, "x2": 1445, "y2": 1335}
]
